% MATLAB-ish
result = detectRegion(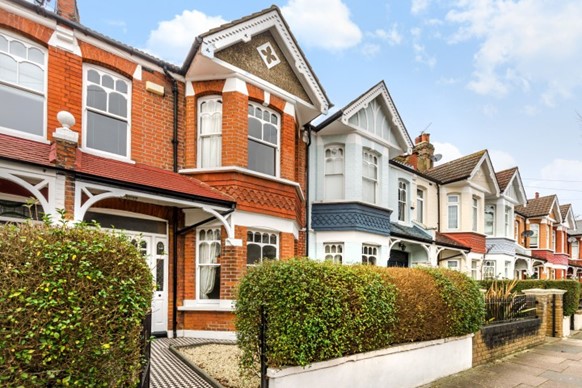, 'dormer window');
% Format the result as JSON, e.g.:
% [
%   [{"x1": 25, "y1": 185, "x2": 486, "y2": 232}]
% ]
[
  {"x1": 248, "y1": 103, "x2": 279, "y2": 176},
  {"x1": 83, "y1": 66, "x2": 131, "y2": 158},
  {"x1": 0, "y1": 31, "x2": 46, "y2": 140}
]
